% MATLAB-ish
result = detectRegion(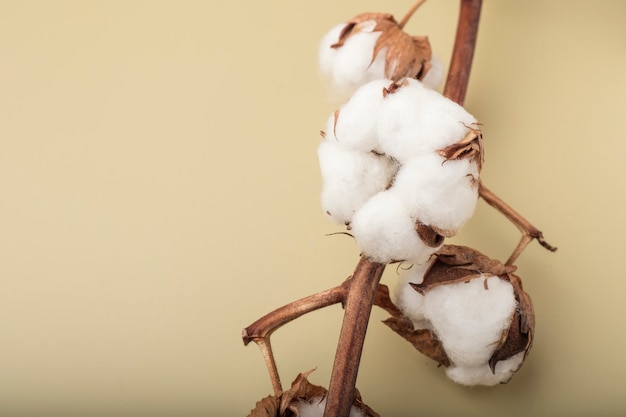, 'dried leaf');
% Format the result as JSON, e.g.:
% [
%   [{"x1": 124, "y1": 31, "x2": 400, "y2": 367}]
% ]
[
  {"x1": 331, "y1": 13, "x2": 432, "y2": 82},
  {"x1": 247, "y1": 395, "x2": 280, "y2": 417},
  {"x1": 279, "y1": 369, "x2": 327, "y2": 416},
  {"x1": 247, "y1": 369, "x2": 380, "y2": 417},
  {"x1": 437, "y1": 125, "x2": 485, "y2": 171},
  {"x1": 373, "y1": 283, "x2": 404, "y2": 318},
  {"x1": 411, "y1": 245, "x2": 515, "y2": 294},
  {"x1": 383, "y1": 316, "x2": 451, "y2": 367}
]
